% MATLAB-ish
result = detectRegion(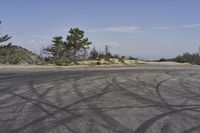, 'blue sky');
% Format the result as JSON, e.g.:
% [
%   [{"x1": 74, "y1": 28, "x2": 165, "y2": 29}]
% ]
[{"x1": 0, "y1": 0, "x2": 200, "y2": 59}]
